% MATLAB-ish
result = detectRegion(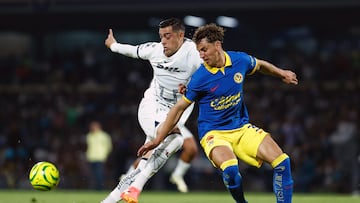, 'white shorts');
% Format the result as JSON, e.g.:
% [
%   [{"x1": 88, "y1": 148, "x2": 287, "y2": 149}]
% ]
[{"x1": 138, "y1": 96, "x2": 194, "y2": 141}]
